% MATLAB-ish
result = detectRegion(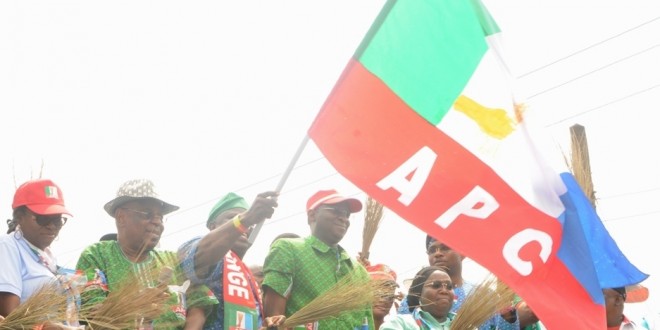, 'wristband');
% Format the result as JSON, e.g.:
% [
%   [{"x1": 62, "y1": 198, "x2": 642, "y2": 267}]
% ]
[{"x1": 232, "y1": 214, "x2": 249, "y2": 234}]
